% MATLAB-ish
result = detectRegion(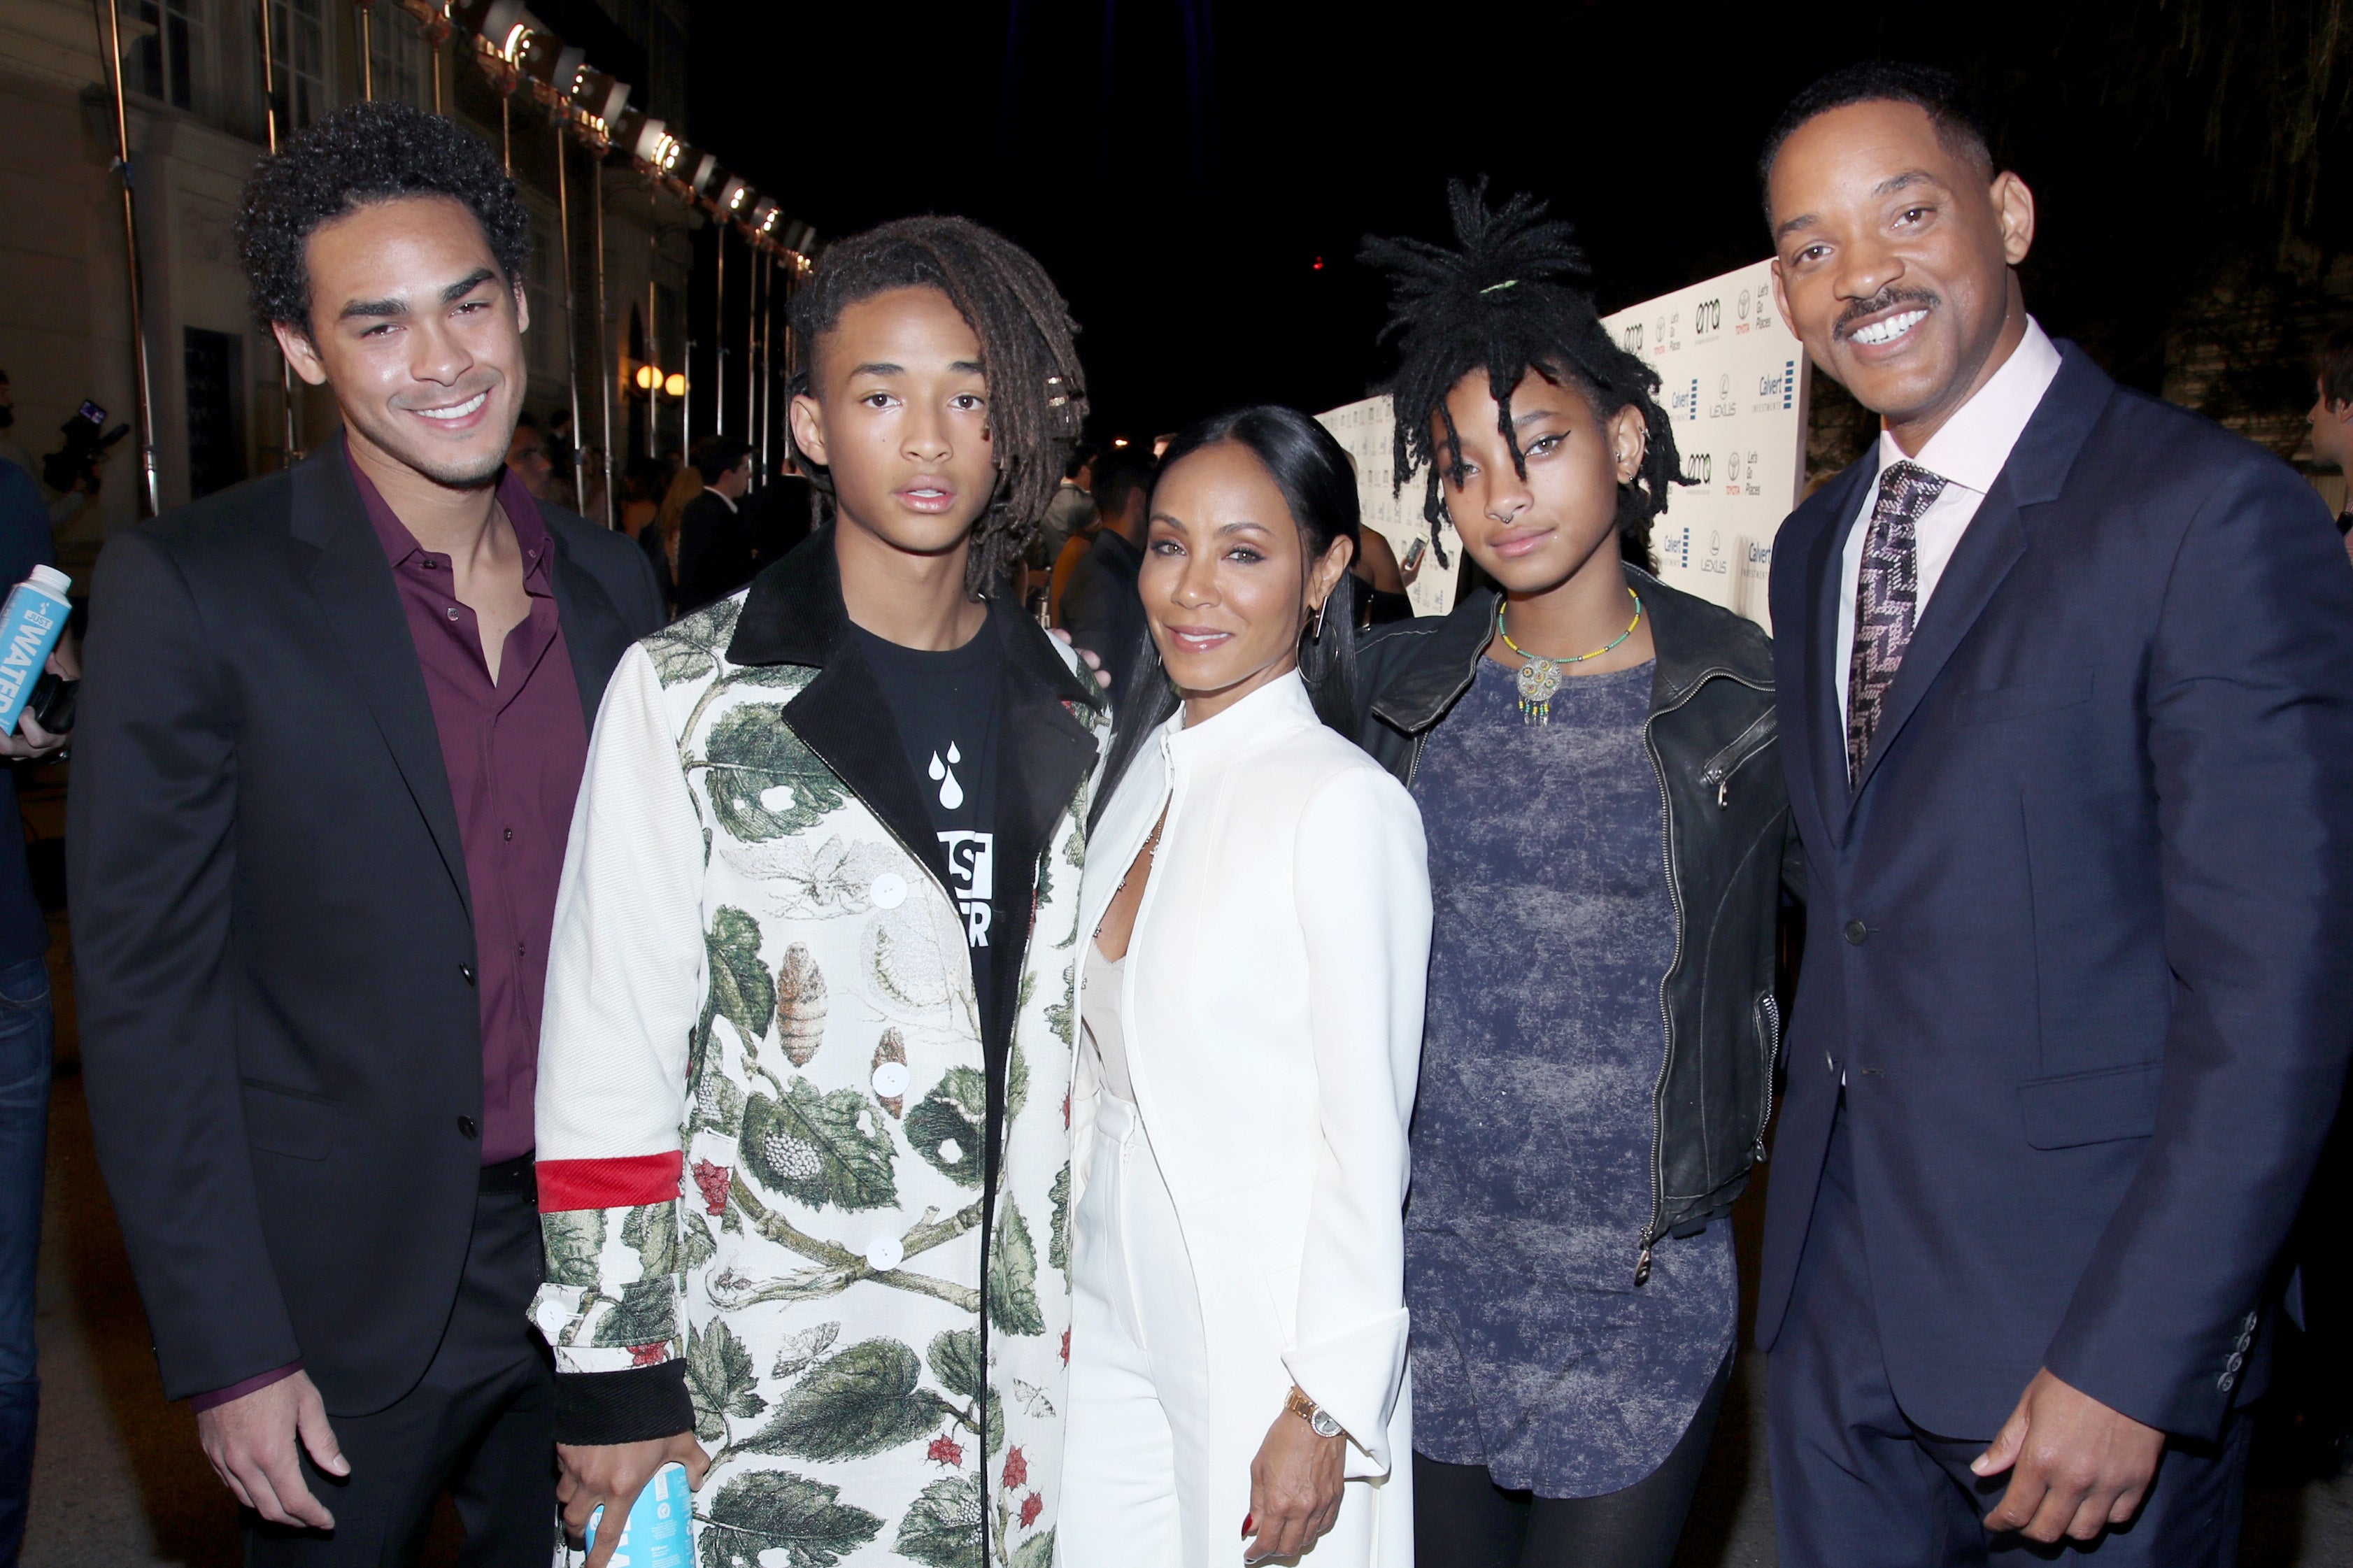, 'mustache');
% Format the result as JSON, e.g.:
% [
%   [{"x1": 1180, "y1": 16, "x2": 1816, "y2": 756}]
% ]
[{"x1": 1833, "y1": 287, "x2": 1940, "y2": 340}]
